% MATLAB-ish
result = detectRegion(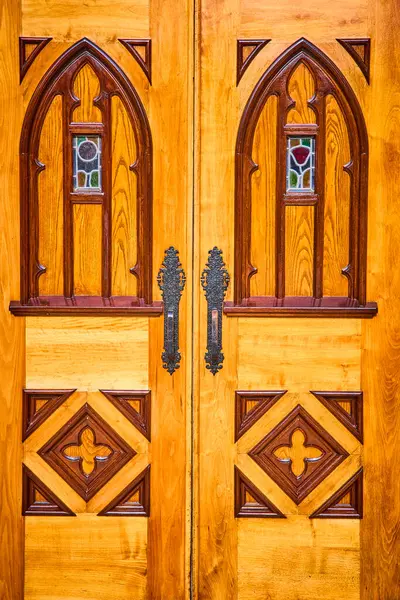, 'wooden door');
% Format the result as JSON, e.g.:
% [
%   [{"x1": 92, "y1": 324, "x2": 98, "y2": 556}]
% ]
[
  {"x1": 0, "y1": 0, "x2": 192, "y2": 598},
  {"x1": 196, "y1": 1, "x2": 400, "y2": 599}
]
